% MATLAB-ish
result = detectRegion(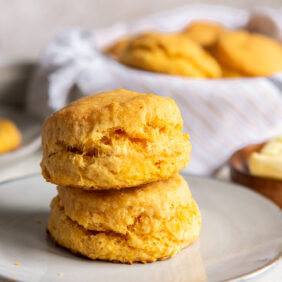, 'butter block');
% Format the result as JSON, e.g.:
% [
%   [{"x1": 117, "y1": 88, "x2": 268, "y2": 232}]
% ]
[{"x1": 249, "y1": 138, "x2": 282, "y2": 180}]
